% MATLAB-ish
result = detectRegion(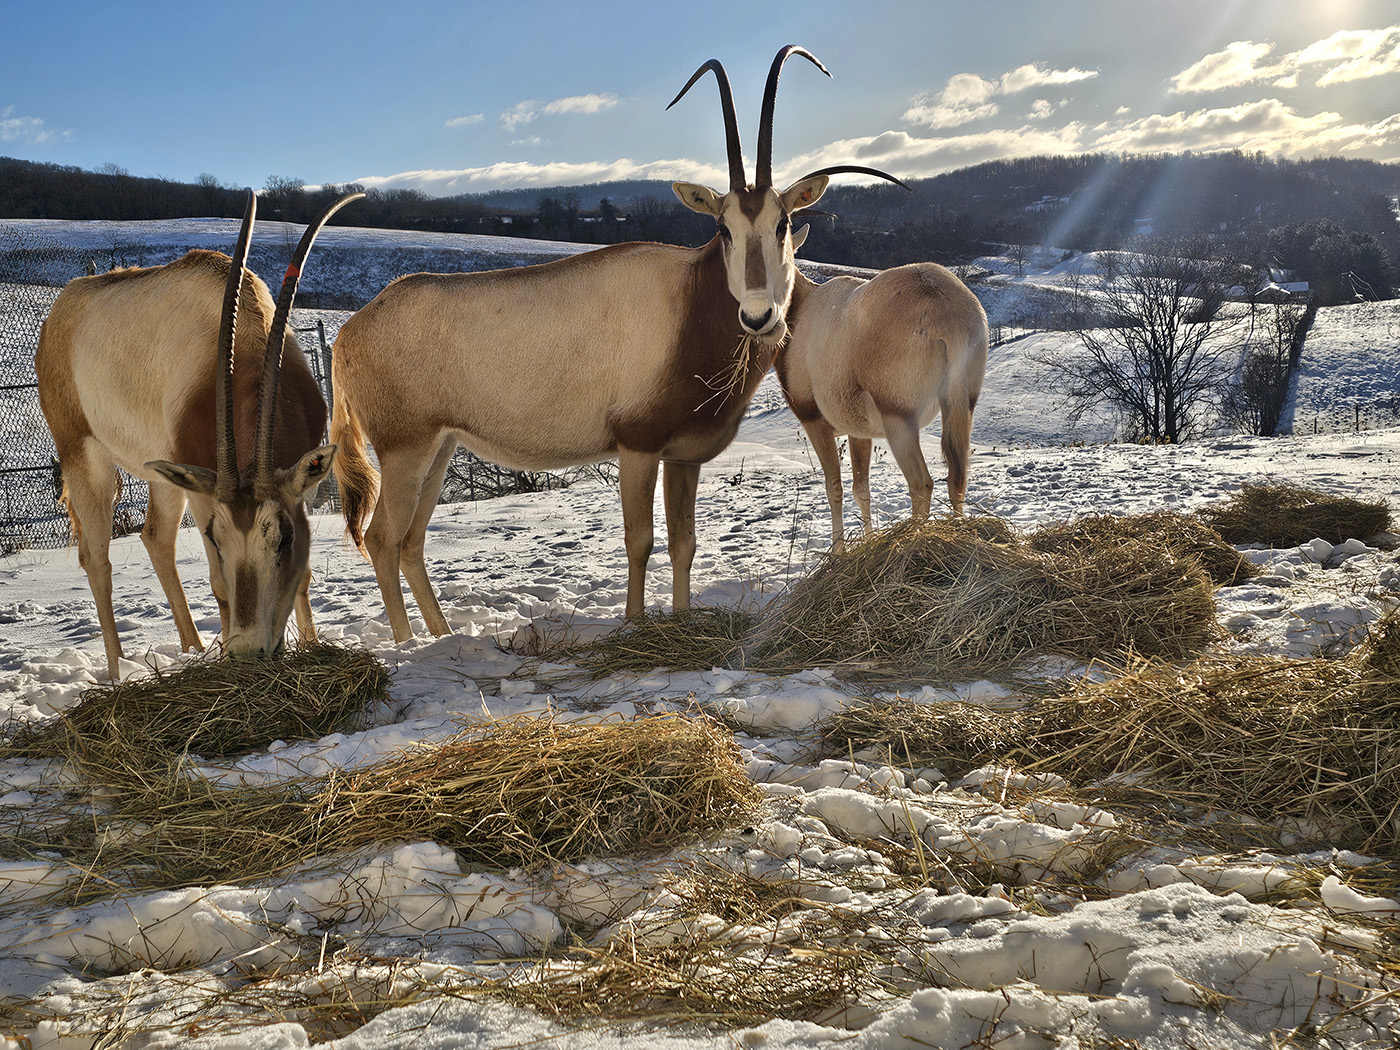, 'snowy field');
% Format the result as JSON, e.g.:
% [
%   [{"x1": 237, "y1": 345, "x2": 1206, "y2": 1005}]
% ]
[{"x1": 0, "y1": 225, "x2": 1399, "y2": 1049}]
